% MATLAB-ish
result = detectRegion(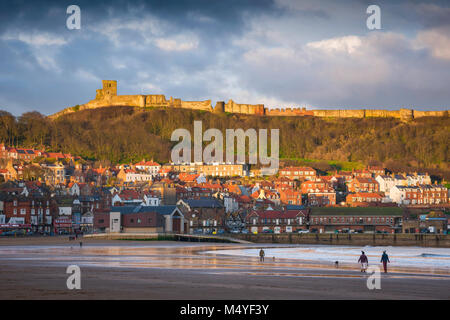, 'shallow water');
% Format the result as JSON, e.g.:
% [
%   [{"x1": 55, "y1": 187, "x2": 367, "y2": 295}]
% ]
[
  {"x1": 207, "y1": 245, "x2": 450, "y2": 269},
  {"x1": 1, "y1": 243, "x2": 449, "y2": 277}
]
